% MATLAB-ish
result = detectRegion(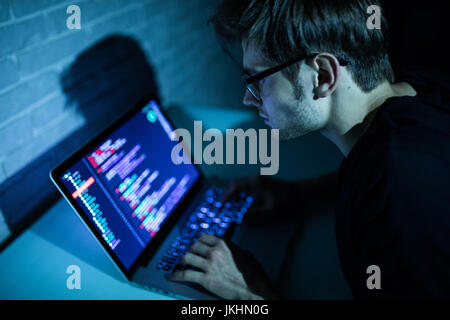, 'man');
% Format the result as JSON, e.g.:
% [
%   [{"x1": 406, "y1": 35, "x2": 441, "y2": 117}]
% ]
[{"x1": 169, "y1": 0, "x2": 450, "y2": 299}]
